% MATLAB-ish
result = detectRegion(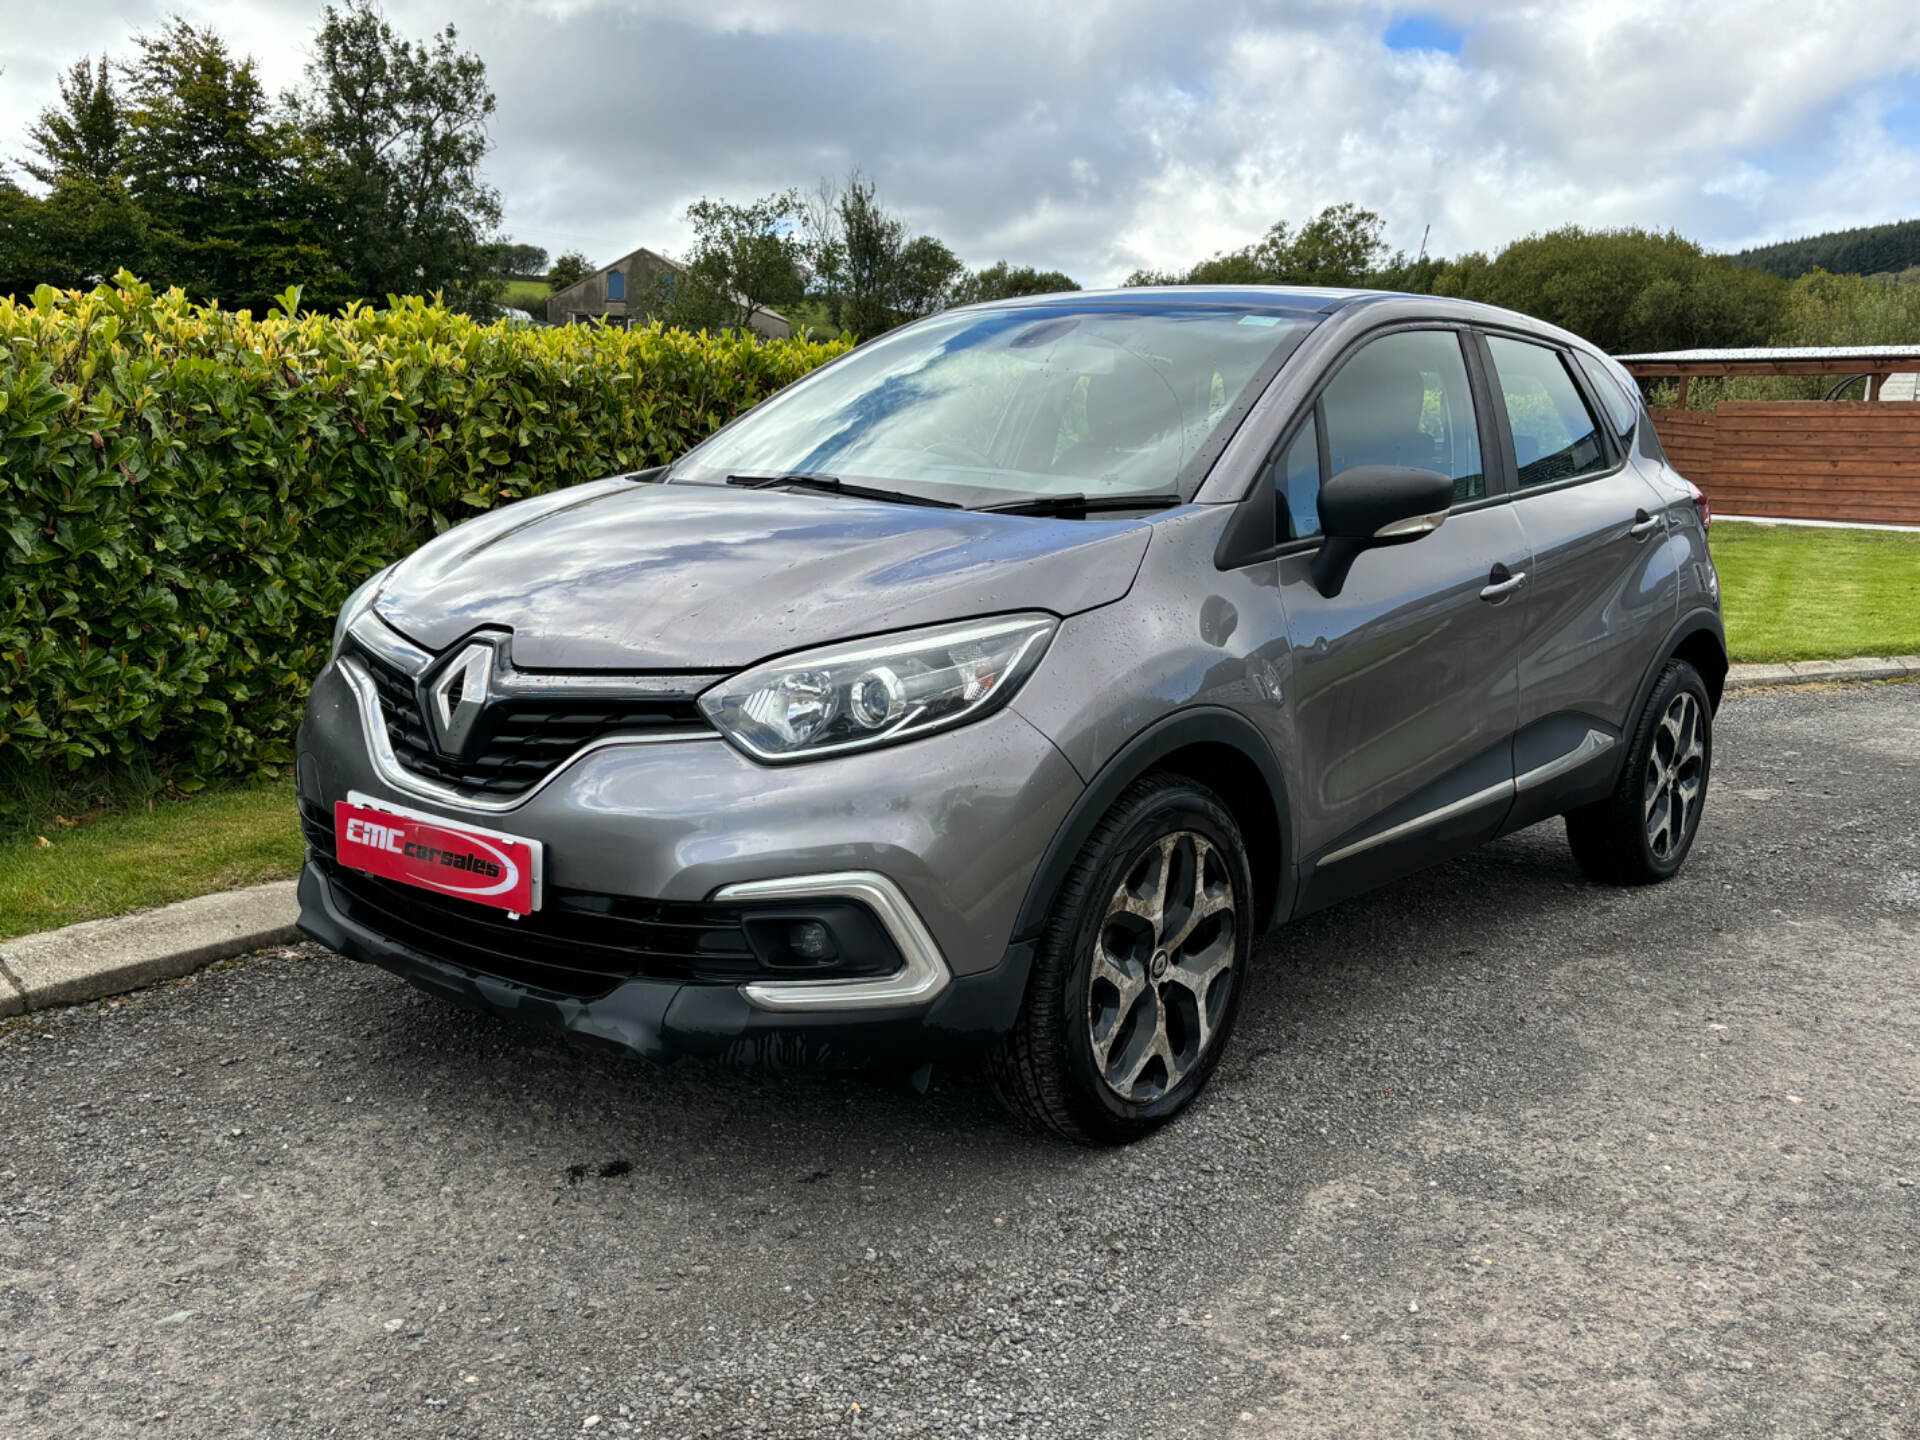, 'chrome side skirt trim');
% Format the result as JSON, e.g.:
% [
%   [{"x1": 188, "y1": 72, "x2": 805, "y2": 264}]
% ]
[
  {"x1": 718, "y1": 872, "x2": 954, "y2": 1012},
  {"x1": 337, "y1": 657, "x2": 720, "y2": 815},
  {"x1": 1515, "y1": 728, "x2": 1615, "y2": 792},
  {"x1": 1317, "y1": 780, "x2": 1515, "y2": 867}
]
